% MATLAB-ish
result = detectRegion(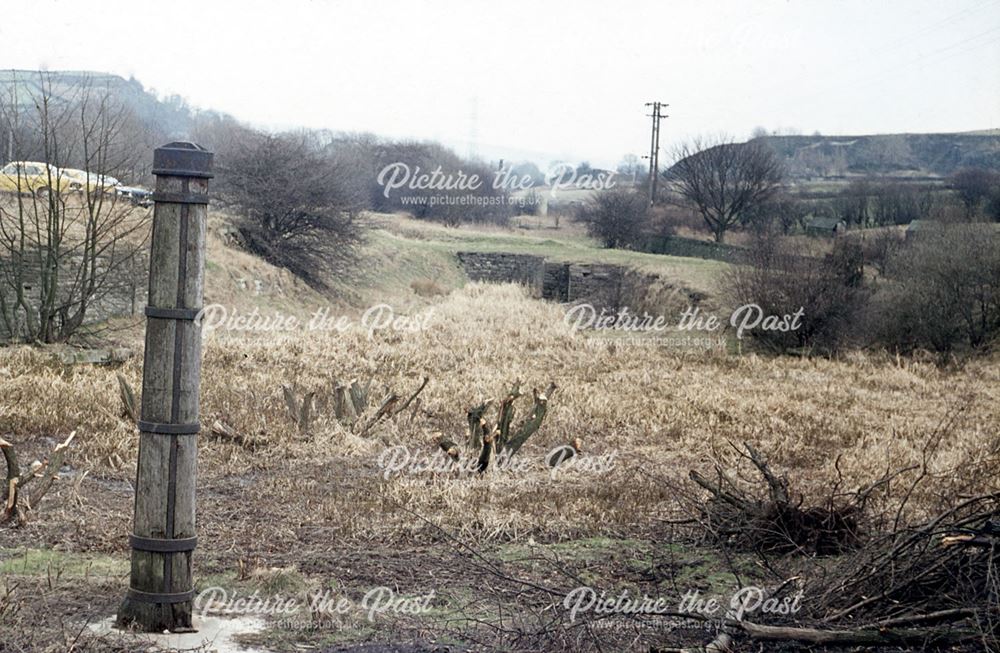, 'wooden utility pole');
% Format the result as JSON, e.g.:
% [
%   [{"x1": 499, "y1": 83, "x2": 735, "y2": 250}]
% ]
[
  {"x1": 644, "y1": 101, "x2": 668, "y2": 205},
  {"x1": 117, "y1": 142, "x2": 212, "y2": 632}
]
